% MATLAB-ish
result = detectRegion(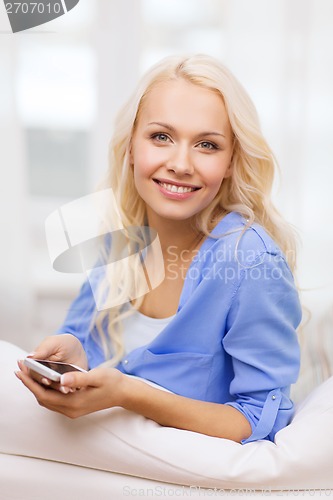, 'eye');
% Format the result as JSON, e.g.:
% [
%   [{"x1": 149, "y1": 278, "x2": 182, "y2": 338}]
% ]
[
  {"x1": 151, "y1": 133, "x2": 170, "y2": 143},
  {"x1": 197, "y1": 141, "x2": 219, "y2": 150}
]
